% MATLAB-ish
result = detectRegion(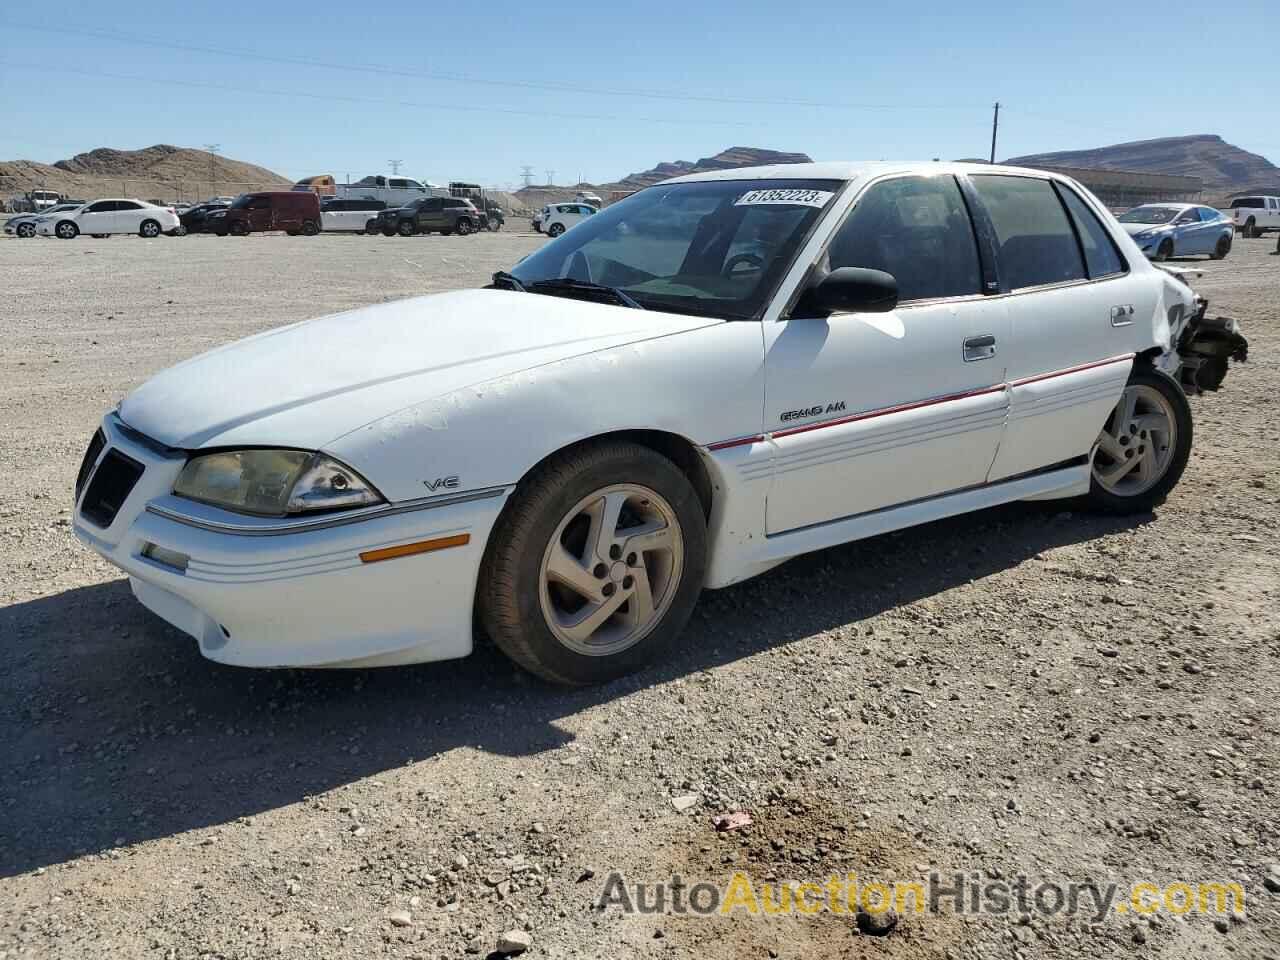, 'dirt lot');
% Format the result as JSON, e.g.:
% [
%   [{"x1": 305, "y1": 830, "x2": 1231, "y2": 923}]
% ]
[{"x1": 1, "y1": 231, "x2": 1277, "y2": 960}]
